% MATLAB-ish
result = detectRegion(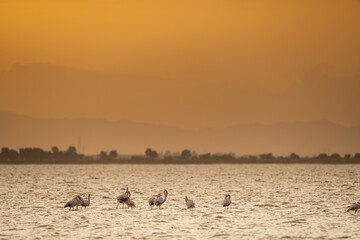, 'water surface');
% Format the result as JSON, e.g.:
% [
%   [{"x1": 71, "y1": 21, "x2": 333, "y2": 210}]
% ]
[{"x1": 0, "y1": 164, "x2": 359, "y2": 239}]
